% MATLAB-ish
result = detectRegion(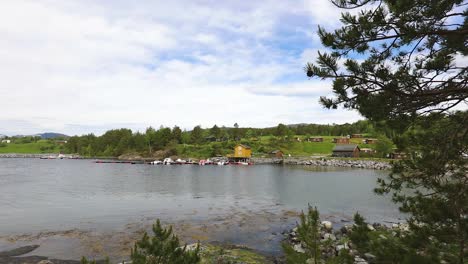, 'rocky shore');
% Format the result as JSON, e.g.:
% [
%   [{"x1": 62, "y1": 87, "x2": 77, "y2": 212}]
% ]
[
  {"x1": 253, "y1": 157, "x2": 392, "y2": 170},
  {"x1": 284, "y1": 220, "x2": 409, "y2": 264}
]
